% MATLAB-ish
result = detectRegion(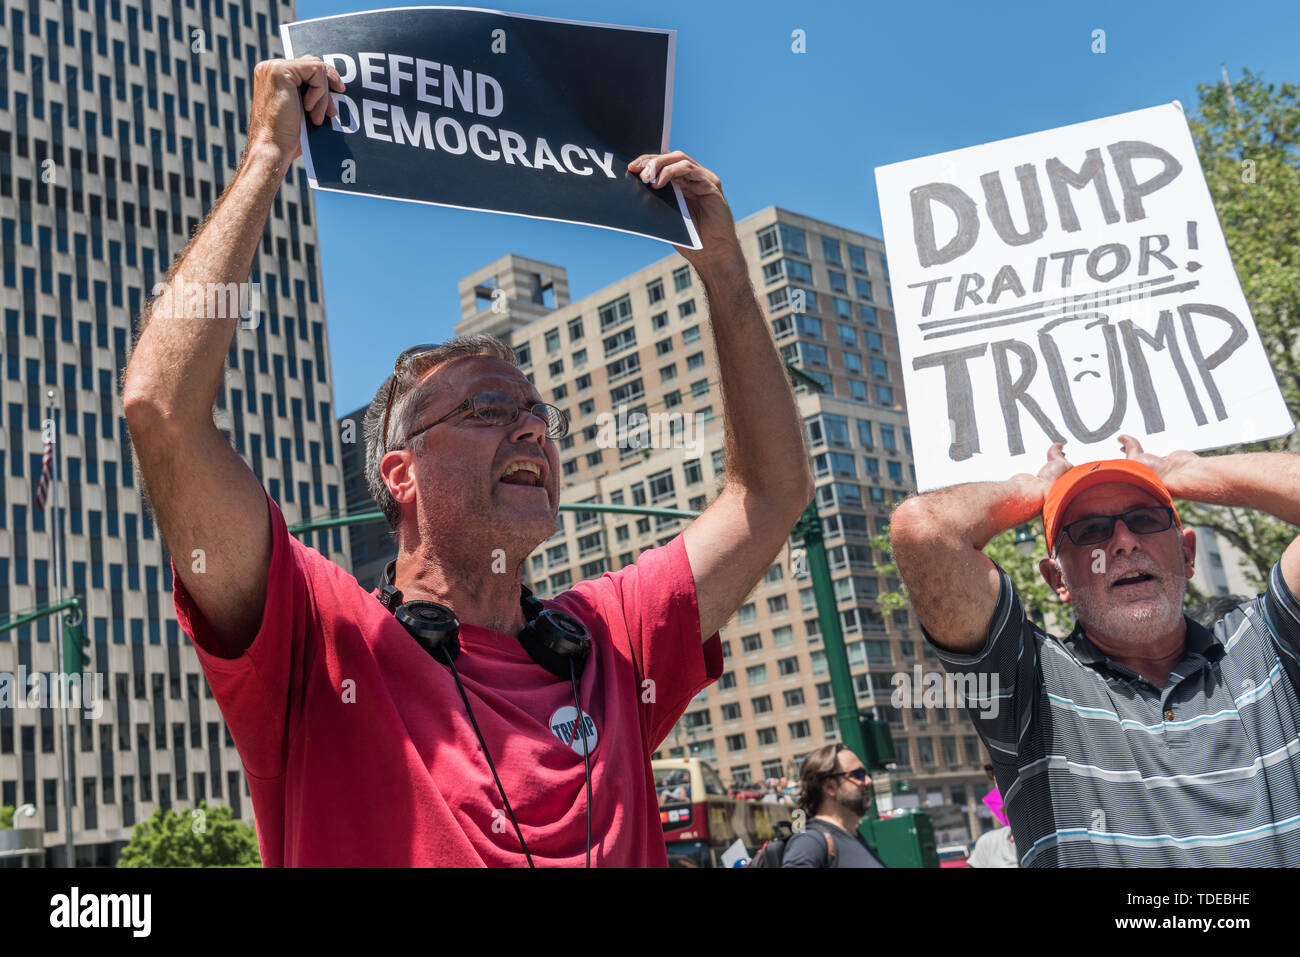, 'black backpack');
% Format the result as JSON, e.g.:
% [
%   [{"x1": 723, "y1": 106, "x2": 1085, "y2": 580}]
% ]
[{"x1": 747, "y1": 819, "x2": 838, "y2": 868}]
